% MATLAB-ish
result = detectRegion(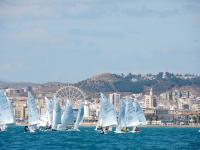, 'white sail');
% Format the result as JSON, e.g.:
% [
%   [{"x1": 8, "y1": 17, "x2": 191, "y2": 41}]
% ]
[
  {"x1": 52, "y1": 96, "x2": 61, "y2": 129},
  {"x1": 39, "y1": 112, "x2": 48, "y2": 127},
  {"x1": 45, "y1": 97, "x2": 53, "y2": 125},
  {"x1": 95, "y1": 107, "x2": 103, "y2": 130},
  {"x1": 116, "y1": 100, "x2": 126, "y2": 131},
  {"x1": 125, "y1": 98, "x2": 140, "y2": 127},
  {"x1": 27, "y1": 91, "x2": 39, "y2": 125},
  {"x1": 0, "y1": 90, "x2": 15, "y2": 125},
  {"x1": 133, "y1": 101, "x2": 147, "y2": 125},
  {"x1": 99, "y1": 93, "x2": 117, "y2": 127},
  {"x1": 61, "y1": 100, "x2": 74, "y2": 127},
  {"x1": 74, "y1": 102, "x2": 84, "y2": 130}
]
